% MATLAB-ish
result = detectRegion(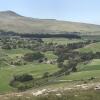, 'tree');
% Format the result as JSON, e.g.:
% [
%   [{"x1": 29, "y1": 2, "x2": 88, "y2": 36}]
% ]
[
  {"x1": 80, "y1": 52, "x2": 94, "y2": 61},
  {"x1": 72, "y1": 66, "x2": 77, "y2": 72},
  {"x1": 13, "y1": 74, "x2": 33, "y2": 82},
  {"x1": 23, "y1": 52, "x2": 44, "y2": 62},
  {"x1": 57, "y1": 62, "x2": 63, "y2": 68},
  {"x1": 2, "y1": 44, "x2": 12, "y2": 49}
]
